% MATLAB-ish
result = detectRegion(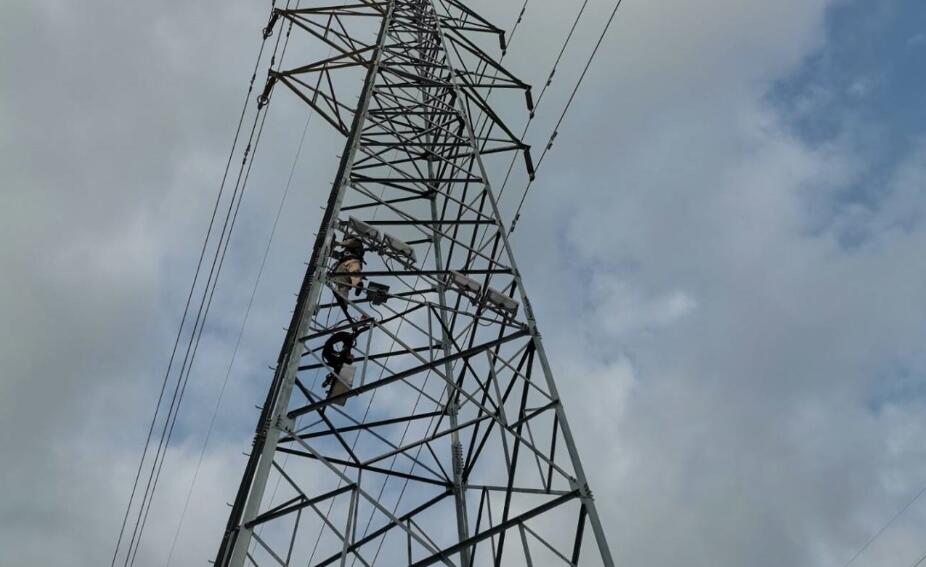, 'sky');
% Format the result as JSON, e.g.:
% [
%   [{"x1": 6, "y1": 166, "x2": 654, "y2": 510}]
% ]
[{"x1": 2, "y1": 0, "x2": 926, "y2": 566}]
